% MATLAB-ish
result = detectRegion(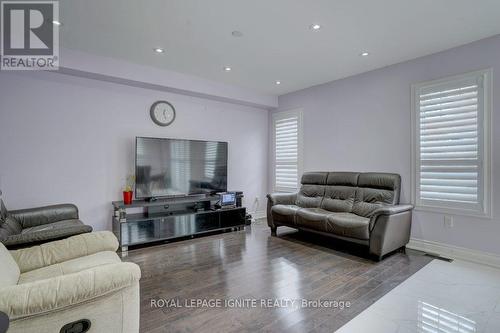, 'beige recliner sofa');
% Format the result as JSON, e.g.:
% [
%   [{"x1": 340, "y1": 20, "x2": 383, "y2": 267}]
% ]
[{"x1": 0, "y1": 231, "x2": 141, "y2": 333}]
